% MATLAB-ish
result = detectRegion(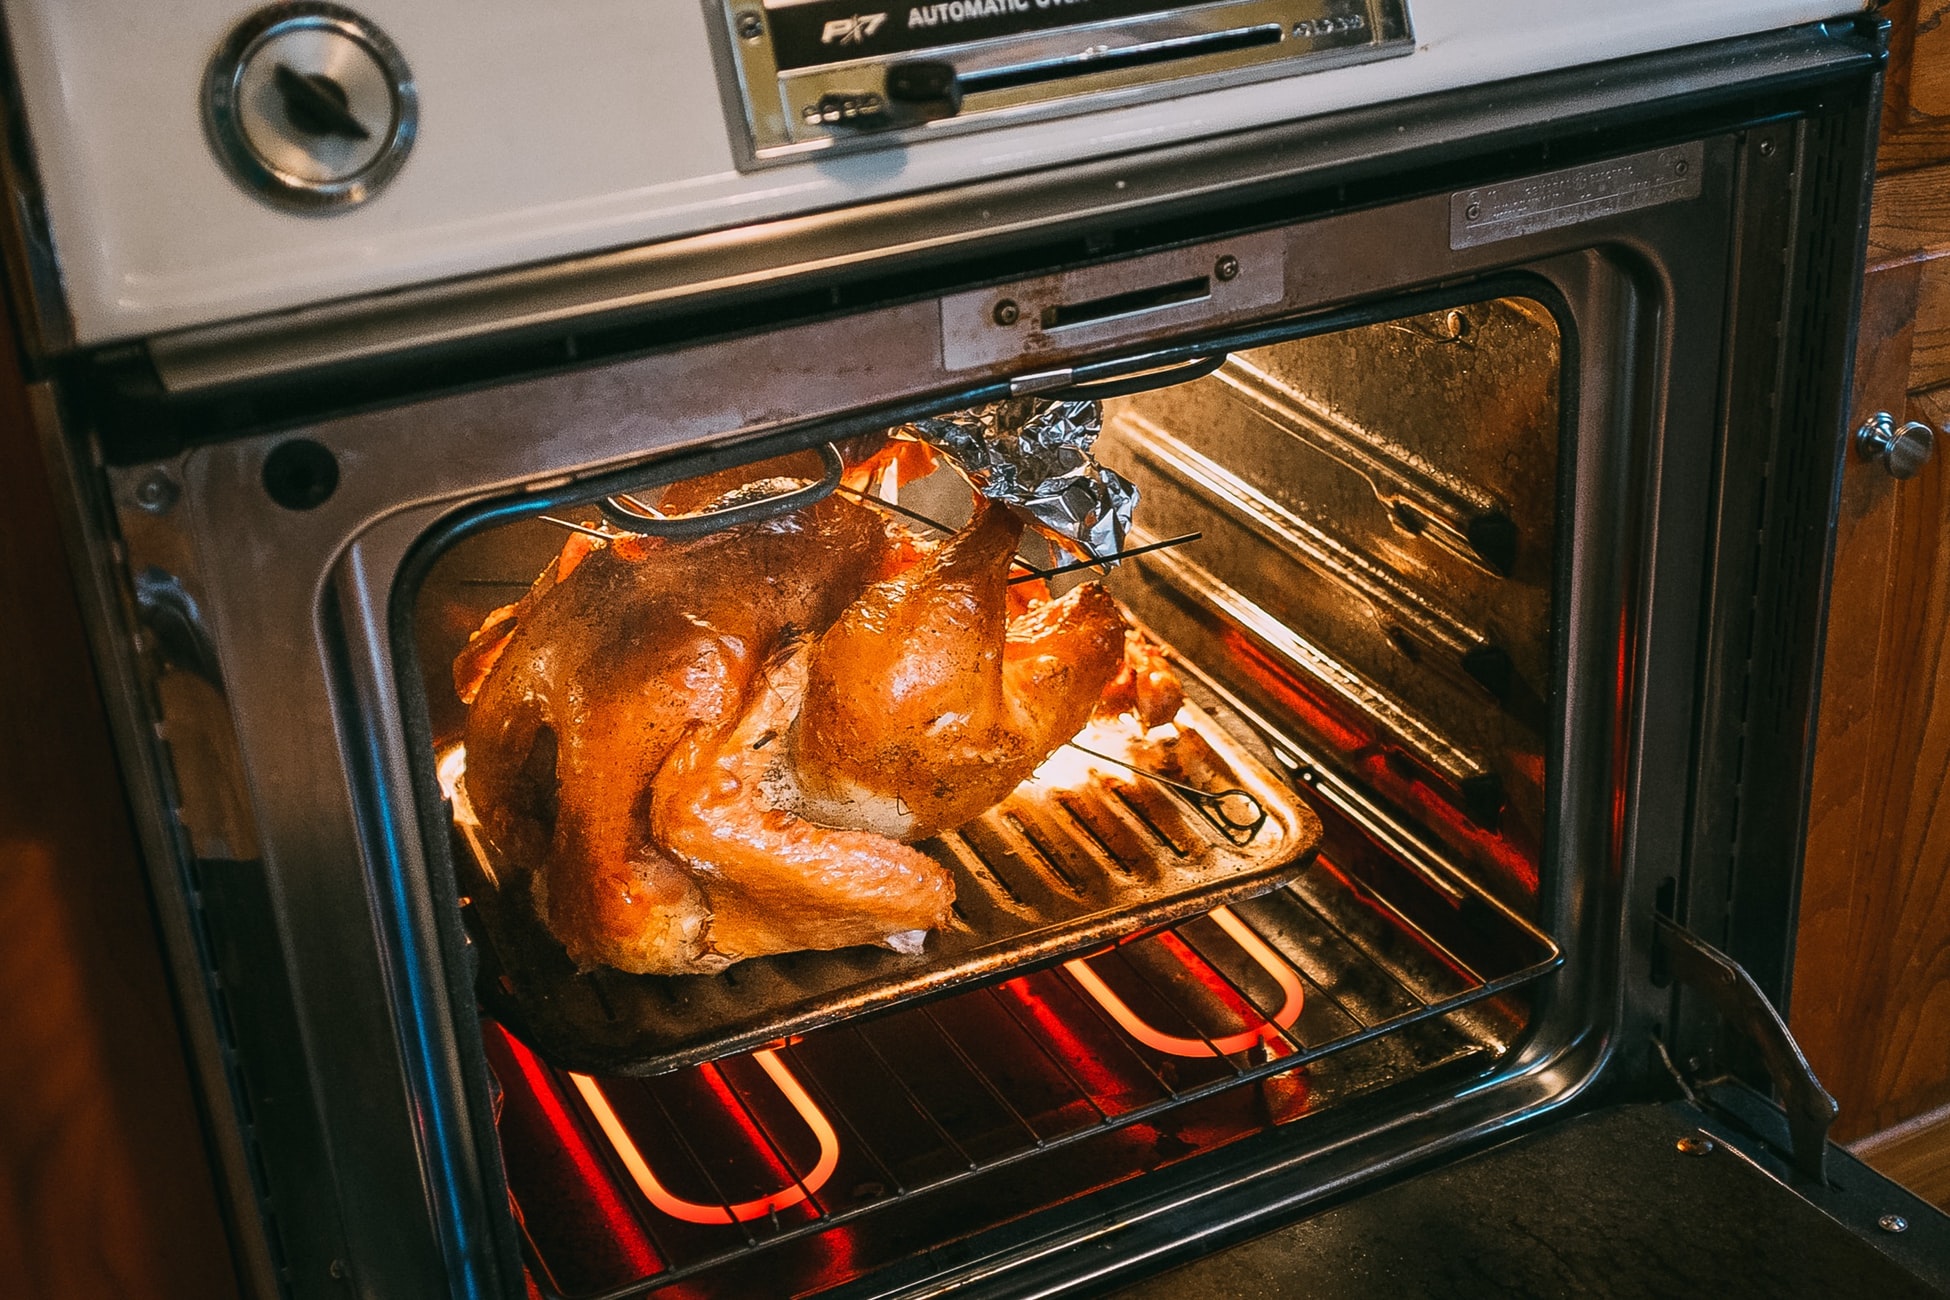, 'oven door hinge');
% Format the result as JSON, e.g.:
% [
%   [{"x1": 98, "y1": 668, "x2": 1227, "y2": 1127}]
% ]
[{"x1": 1653, "y1": 913, "x2": 1838, "y2": 1181}]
